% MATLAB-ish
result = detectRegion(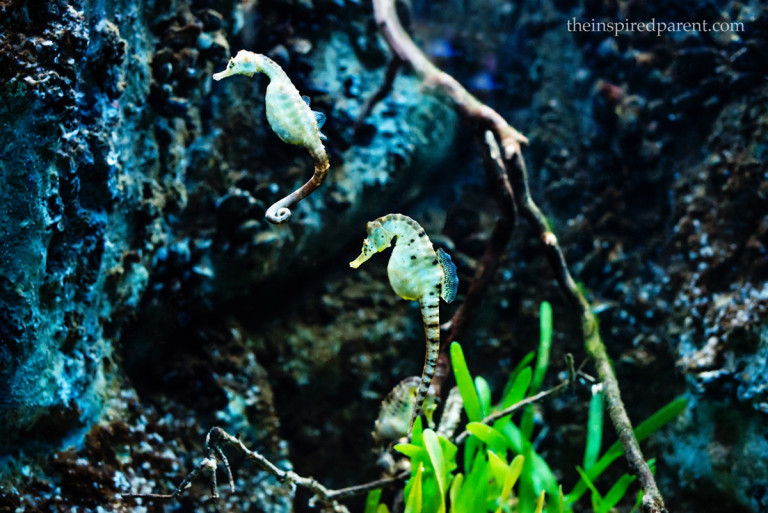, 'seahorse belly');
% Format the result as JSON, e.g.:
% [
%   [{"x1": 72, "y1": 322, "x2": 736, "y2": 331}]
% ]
[
  {"x1": 265, "y1": 82, "x2": 317, "y2": 147},
  {"x1": 387, "y1": 237, "x2": 442, "y2": 301}
]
